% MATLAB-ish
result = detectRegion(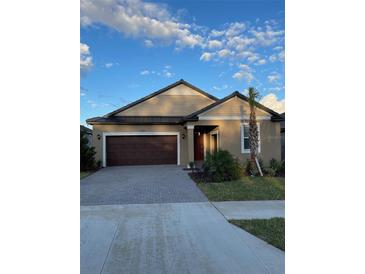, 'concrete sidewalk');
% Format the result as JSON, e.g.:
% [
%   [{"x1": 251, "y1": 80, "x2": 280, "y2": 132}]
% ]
[
  {"x1": 81, "y1": 202, "x2": 284, "y2": 274},
  {"x1": 212, "y1": 200, "x2": 285, "y2": 220}
]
